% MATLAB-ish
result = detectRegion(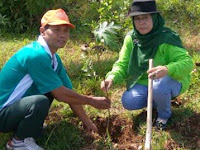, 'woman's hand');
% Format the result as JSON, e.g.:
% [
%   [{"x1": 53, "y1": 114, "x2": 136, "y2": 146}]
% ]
[
  {"x1": 147, "y1": 66, "x2": 168, "y2": 79},
  {"x1": 101, "y1": 78, "x2": 113, "y2": 92}
]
